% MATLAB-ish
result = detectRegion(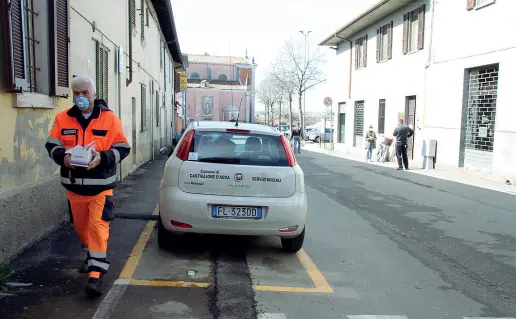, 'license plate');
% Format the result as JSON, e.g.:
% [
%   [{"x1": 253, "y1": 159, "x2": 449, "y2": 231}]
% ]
[{"x1": 211, "y1": 206, "x2": 262, "y2": 219}]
